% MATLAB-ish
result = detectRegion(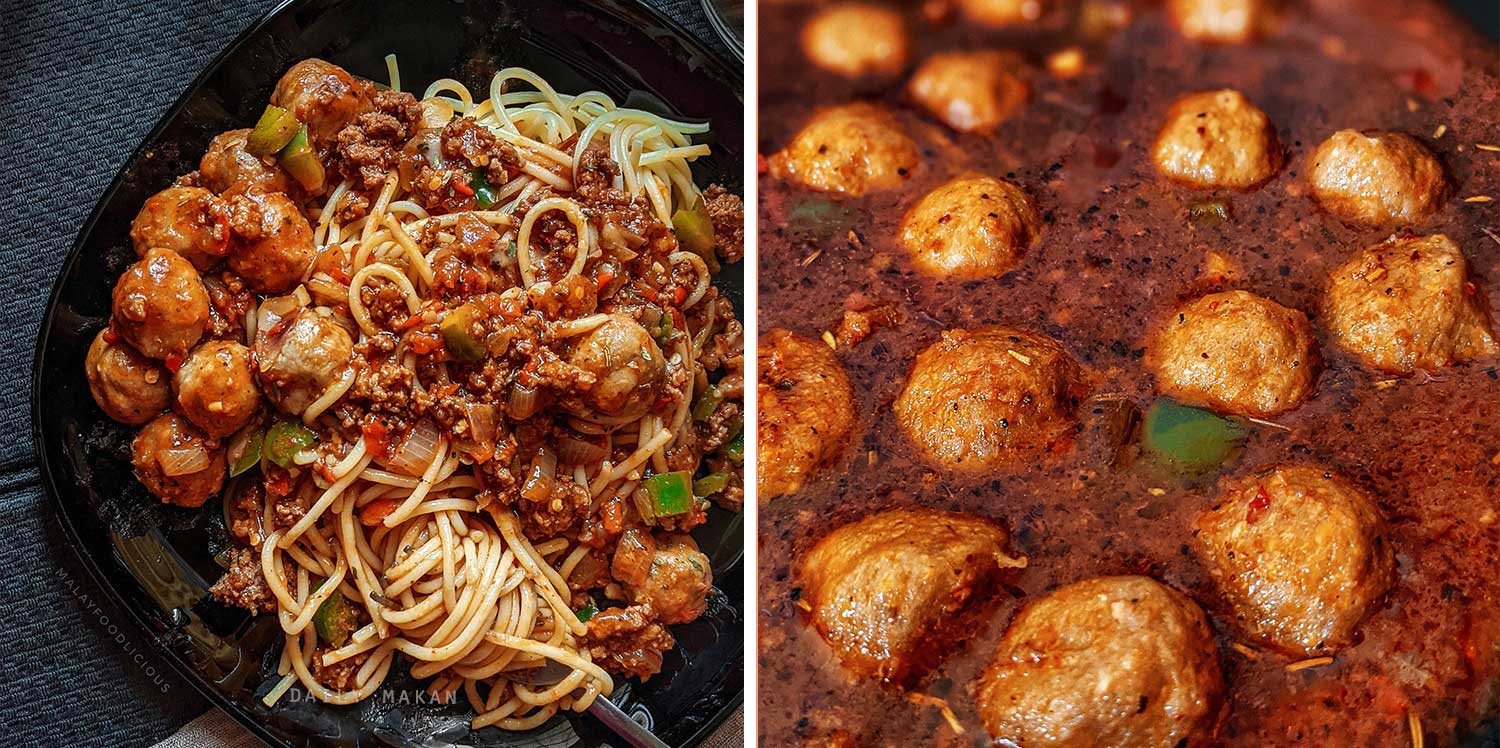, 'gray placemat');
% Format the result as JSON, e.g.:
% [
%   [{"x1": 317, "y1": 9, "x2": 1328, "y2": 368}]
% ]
[{"x1": 0, "y1": 0, "x2": 736, "y2": 745}]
